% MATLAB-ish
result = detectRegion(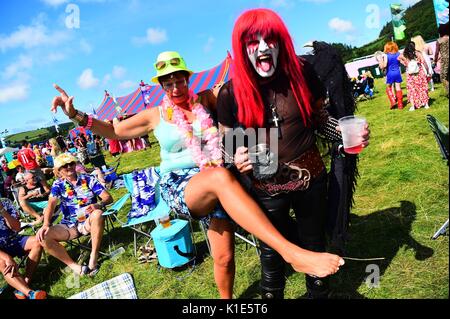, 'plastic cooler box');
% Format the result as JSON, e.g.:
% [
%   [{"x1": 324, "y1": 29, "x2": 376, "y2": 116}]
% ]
[{"x1": 150, "y1": 219, "x2": 194, "y2": 268}]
